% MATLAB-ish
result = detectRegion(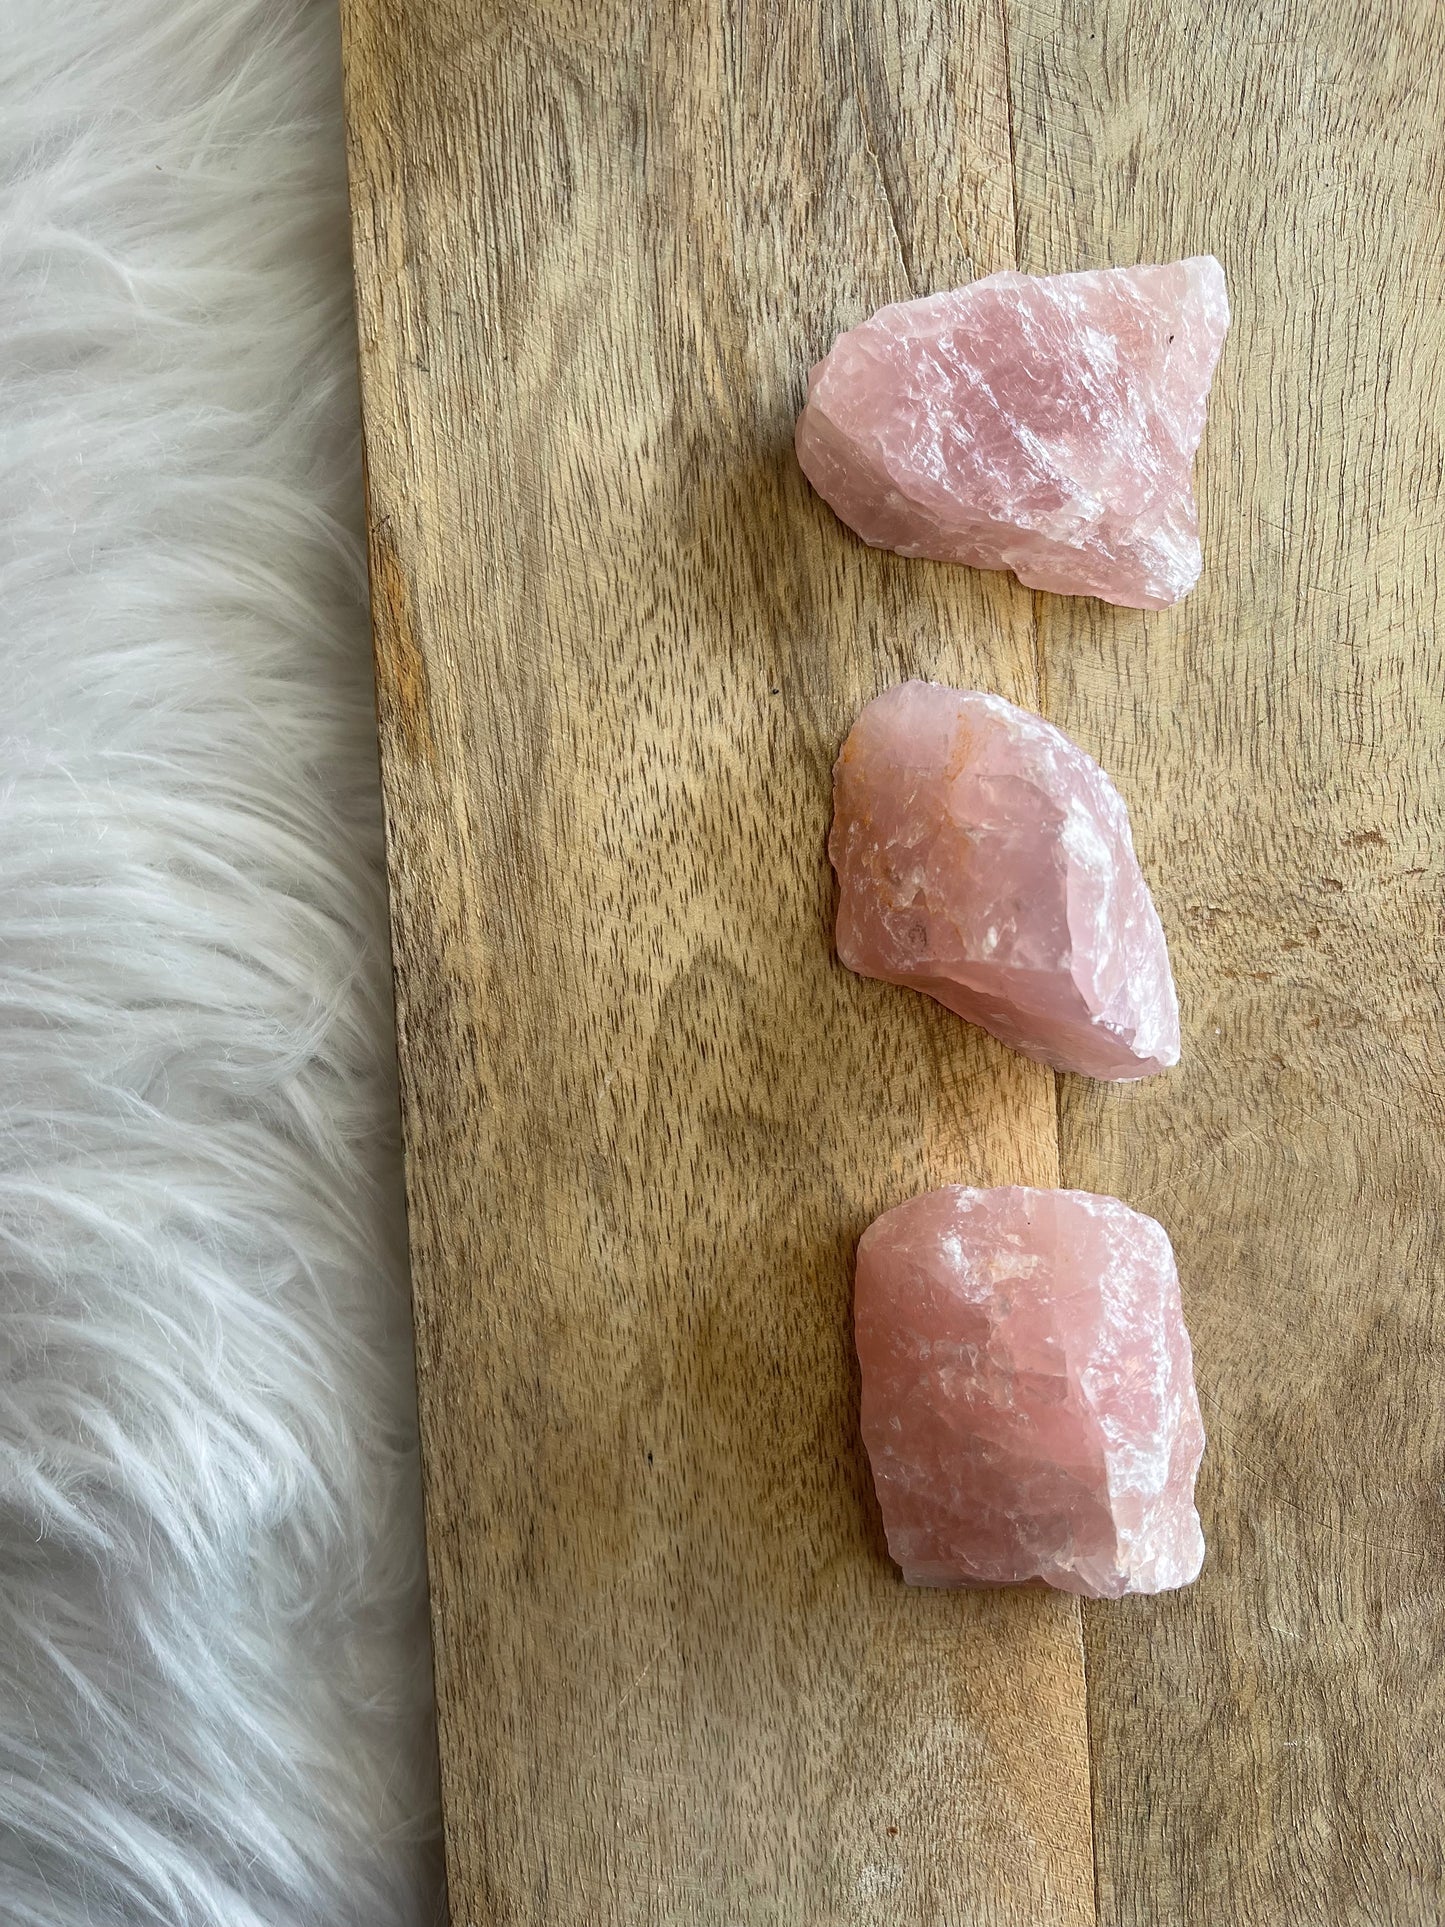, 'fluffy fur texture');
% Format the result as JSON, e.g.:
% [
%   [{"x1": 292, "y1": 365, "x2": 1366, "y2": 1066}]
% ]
[{"x1": 0, "y1": 2, "x2": 442, "y2": 1921}]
